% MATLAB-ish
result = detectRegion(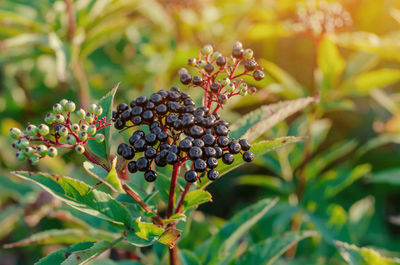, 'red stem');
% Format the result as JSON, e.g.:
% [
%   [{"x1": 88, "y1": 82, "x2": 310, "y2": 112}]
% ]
[
  {"x1": 167, "y1": 164, "x2": 180, "y2": 218},
  {"x1": 175, "y1": 182, "x2": 191, "y2": 214}
]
